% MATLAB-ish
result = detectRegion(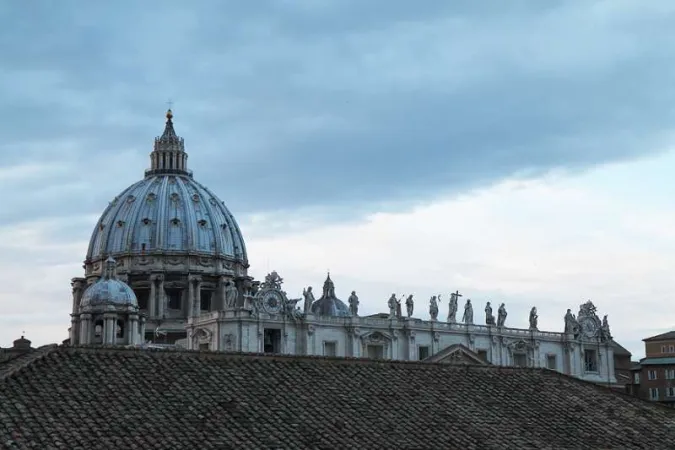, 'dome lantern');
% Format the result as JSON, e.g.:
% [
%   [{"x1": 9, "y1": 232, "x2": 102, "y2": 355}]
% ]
[{"x1": 146, "y1": 109, "x2": 190, "y2": 177}]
